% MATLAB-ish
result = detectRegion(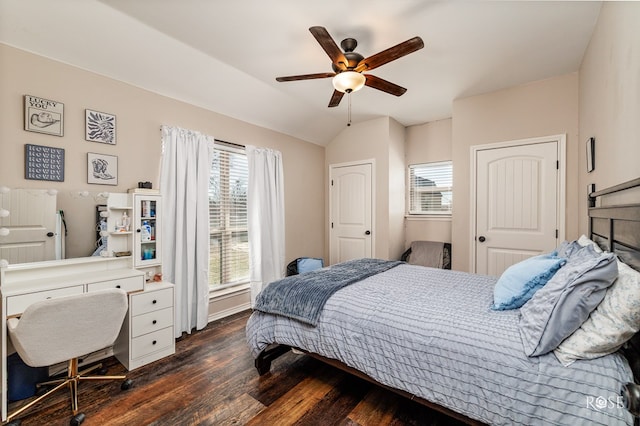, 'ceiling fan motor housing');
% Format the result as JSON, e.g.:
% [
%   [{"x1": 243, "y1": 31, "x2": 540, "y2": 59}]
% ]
[{"x1": 331, "y1": 38, "x2": 364, "y2": 72}]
